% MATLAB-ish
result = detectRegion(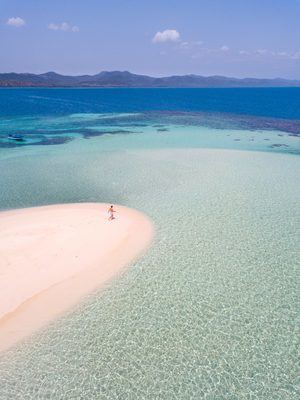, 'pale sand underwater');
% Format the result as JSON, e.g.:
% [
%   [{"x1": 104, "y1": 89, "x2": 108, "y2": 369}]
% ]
[
  {"x1": 0, "y1": 203, "x2": 153, "y2": 352},
  {"x1": 0, "y1": 147, "x2": 299, "y2": 399}
]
